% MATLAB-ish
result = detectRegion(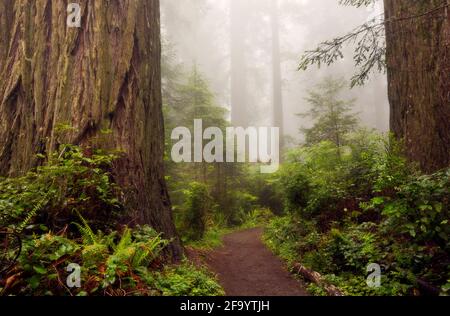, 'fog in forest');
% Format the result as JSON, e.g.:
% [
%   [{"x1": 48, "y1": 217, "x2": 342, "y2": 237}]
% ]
[
  {"x1": 161, "y1": 0, "x2": 389, "y2": 145},
  {"x1": 1, "y1": 0, "x2": 448, "y2": 298}
]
